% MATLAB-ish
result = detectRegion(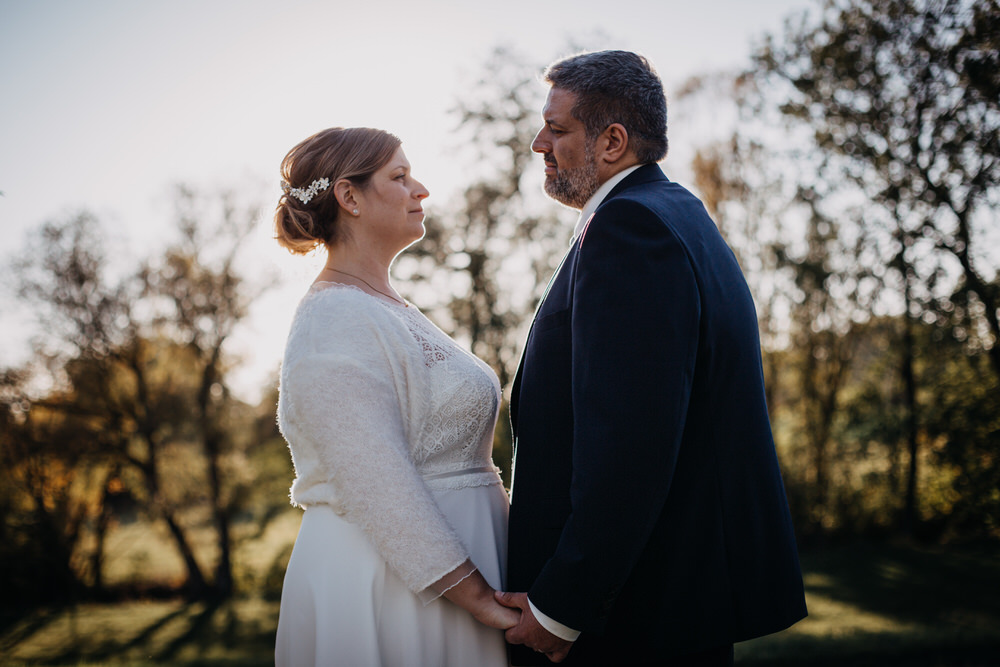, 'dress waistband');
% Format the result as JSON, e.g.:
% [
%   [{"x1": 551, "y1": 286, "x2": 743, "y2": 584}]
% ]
[
  {"x1": 420, "y1": 465, "x2": 502, "y2": 491},
  {"x1": 421, "y1": 464, "x2": 498, "y2": 481}
]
